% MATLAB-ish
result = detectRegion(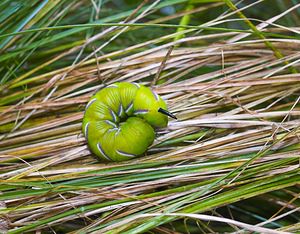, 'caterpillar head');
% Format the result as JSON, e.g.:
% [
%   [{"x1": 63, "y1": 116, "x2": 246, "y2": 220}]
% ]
[{"x1": 133, "y1": 85, "x2": 176, "y2": 128}]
